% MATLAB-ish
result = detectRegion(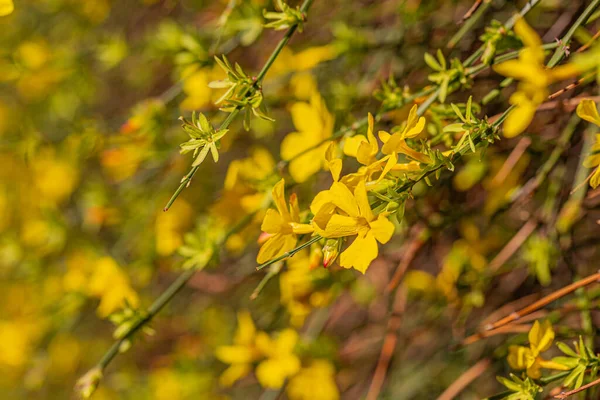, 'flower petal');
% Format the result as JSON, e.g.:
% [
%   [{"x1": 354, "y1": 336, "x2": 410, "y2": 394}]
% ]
[
  {"x1": 369, "y1": 215, "x2": 395, "y2": 244},
  {"x1": 330, "y1": 182, "x2": 359, "y2": 217},
  {"x1": 353, "y1": 180, "x2": 374, "y2": 221},
  {"x1": 339, "y1": 233, "x2": 378, "y2": 273}
]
